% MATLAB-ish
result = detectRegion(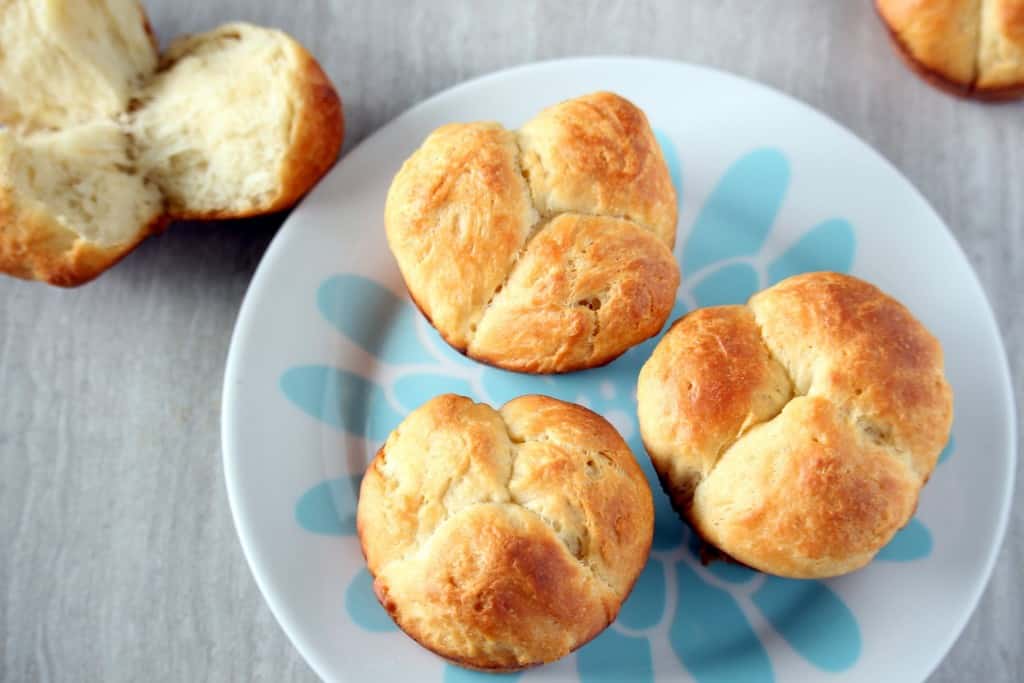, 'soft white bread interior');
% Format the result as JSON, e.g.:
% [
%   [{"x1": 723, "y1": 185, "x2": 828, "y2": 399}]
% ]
[
  {"x1": 0, "y1": 123, "x2": 164, "y2": 285},
  {"x1": 0, "y1": 0, "x2": 157, "y2": 133},
  {"x1": 130, "y1": 23, "x2": 343, "y2": 218},
  {"x1": 0, "y1": 3, "x2": 343, "y2": 286}
]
